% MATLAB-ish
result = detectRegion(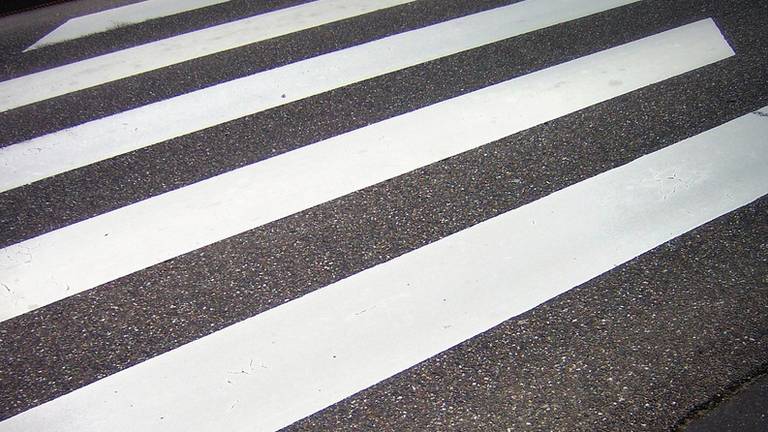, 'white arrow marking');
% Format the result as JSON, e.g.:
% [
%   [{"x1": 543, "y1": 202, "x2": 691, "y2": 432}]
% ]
[{"x1": 26, "y1": 0, "x2": 233, "y2": 51}]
